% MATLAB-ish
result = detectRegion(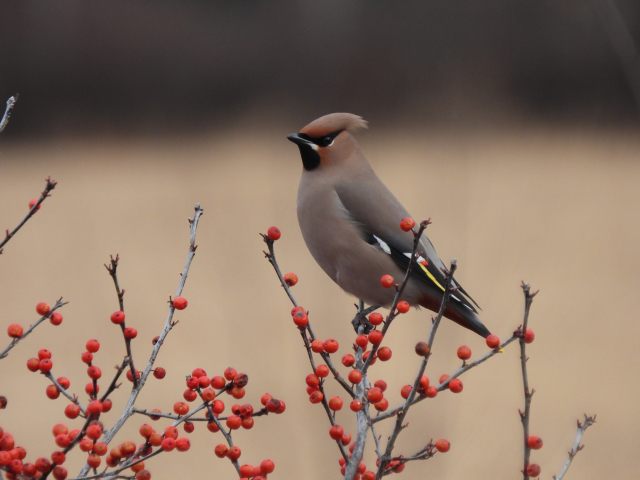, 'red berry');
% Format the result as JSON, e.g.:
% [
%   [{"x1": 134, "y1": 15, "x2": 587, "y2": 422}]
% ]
[
  {"x1": 110, "y1": 311, "x2": 125, "y2": 324},
  {"x1": 449, "y1": 378, "x2": 463, "y2": 393},
  {"x1": 175, "y1": 437, "x2": 190, "y2": 452},
  {"x1": 525, "y1": 328, "x2": 535, "y2": 343},
  {"x1": 400, "y1": 217, "x2": 415, "y2": 231},
  {"x1": 173, "y1": 402, "x2": 189, "y2": 415},
  {"x1": 355, "y1": 334, "x2": 368, "y2": 348},
  {"x1": 415, "y1": 341, "x2": 430, "y2": 356},
  {"x1": 39, "y1": 359, "x2": 53, "y2": 372},
  {"x1": 212, "y1": 399, "x2": 225, "y2": 414},
  {"x1": 65, "y1": 404, "x2": 80, "y2": 419},
  {"x1": 374, "y1": 398, "x2": 388, "y2": 411},
  {"x1": 241, "y1": 417, "x2": 254, "y2": 429},
  {"x1": 27, "y1": 358, "x2": 40, "y2": 372},
  {"x1": 79, "y1": 439, "x2": 93, "y2": 452},
  {"x1": 55, "y1": 435, "x2": 70, "y2": 448},
  {"x1": 363, "y1": 351, "x2": 376, "y2": 365},
  {"x1": 50, "y1": 312, "x2": 63, "y2": 325},
  {"x1": 29, "y1": 199, "x2": 41, "y2": 211},
  {"x1": 260, "y1": 459, "x2": 275, "y2": 475},
  {"x1": 233, "y1": 372, "x2": 248, "y2": 388},
  {"x1": 136, "y1": 470, "x2": 151, "y2": 480},
  {"x1": 51, "y1": 451, "x2": 65, "y2": 464},
  {"x1": 457, "y1": 345, "x2": 471, "y2": 360},
  {"x1": 267, "y1": 226, "x2": 281, "y2": 241},
  {"x1": 93, "y1": 442, "x2": 108, "y2": 456},
  {"x1": 160, "y1": 438, "x2": 175, "y2": 451},
  {"x1": 315, "y1": 365, "x2": 330, "y2": 378},
  {"x1": 85, "y1": 425, "x2": 102, "y2": 440},
  {"x1": 172, "y1": 297, "x2": 188, "y2": 310},
  {"x1": 292, "y1": 310, "x2": 308, "y2": 327},
  {"x1": 227, "y1": 446, "x2": 241, "y2": 460},
  {"x1": 85, "y1": 382, "x2": 99, "y2": 395},
  {"x1": 341, "y1": 433, "x2": 352, "y2": 446},
  {"x1": 124, "y1": 327, "x2": 137, "y2": 339},
  {"x1": 363, "y1": 472, "x2": 375, "y2": 480},
  {"x1": 191, "y1": 367, "x2": 206, "y2": 377},
  {"x1": 323, "y1": 339, "x2": 339, "y2": 353},
  {"x1": 164, "y1": 426, "x2": 178, "y2": 439},
  {"x1": 426, "y1": 386, "x2": 438, "y2": 397},
  {"x1": 310, "y1": 339, "x2": 323, "y2": 352},
  {"x1": 183, "y1": 389, "x2": 197, "y2": 402},
  {"x1": 261, "y1": 393, "x2": 272, "y2": 405},
  {"x1": 527, "y1": 435, "x2": 543, "y2": 450},
  {"x1": 239, "y1": 465, "x2": 255, "y2": 478},
  {"x1": 153, "y1": 367, "x2": 166, "y2": 379},
  {"x1": 350, "y1": 399, "x2": 363, "y2": 412},
  {"x1": 486, "y1": 334, "x2": 500, "y2": 348},
  {"x1": 81, "y1": 351, "x2": 93, "y2": 364},
  {"x1": 36, "y1": 302, "x2": 50, "y2": 316},
  {"x1": 435, "y1": 439, "x2": 450, "y2": 452},
  {"x1": 214, "y1": 444, "x2": 228, "y2": 458},
  {"x1": 86, "y1": 401, "x2": 103, "y2": 415},
  {"x1": 439, "y1": 374, "x2": 450, "y2": 385},
  {"x1": 380, "y1": 275, "x2": 394, "y2": 288},
  {"x1": 283, "y1": 272, "x2": 298, "y2": 286},
  {"x1": 85, "y1": 339, "x2": 100, "y2": 353},
  {"x1": 7, "y1": 324, "x2": 23, "y2": 338},
  {"x1": 185, "y1": 376, "x2": 199, "y2": 389},
  {"x1": 377, "y1": 347, "x2": 392, "y2": 361},
  {"x1": 265, "y1": 399, "x2": 281, "y2": 412},
  {"x1": 211, "y1": 376, "x2": 225, "y2": 389},
  {"x1": 374, "y1": 379, "x2": 387, "y2": 392},
  {"x1": 56, "y1": 377, "x2": 70, "y2": 389},
  {"x1": 230, "y1": 386, "x2": 245, "y2": 399},
  {"x1": 223, "y1": 367, "x2": 237, "y2": 380},
  {"x1": 139, "y1": 424, "x2": 153, "y2": 438},
  {"x1": 348, "y1": 370, "x2": 362, "y2": 384},
  {"x1": 341, "y1": 354, "x2": 355, "y2": 367},
  {"x1": 38, "y1": 349, "x2": 52, "y2": 360},
  {"x1": 87, "y1": 454, "x2": 101, "y2": 468},
  {"x1": 53, "y1": 466, "x2": 67, "y2": 480},
  {"x1": 126, "y1": 369, "x2": 140, "y2": 383},
  {"x1": 35, "y1": 458, "x2": 51, "y2": 473},
  {"x1": 87, "y1": 366, "x2": 102, "y2": 380},
  {"x1": 68, "y1": 429, "x2": 81, "y2": 440},
  {"x1": 201, "y1": 388, "x2": 215, "y2": 401},
  {"x1": 367, "y1": 387, "x2": 383, "y2": 403},
  {"x1": 401, "y1": 384, "x2": 413, "y2": 399},
  {"x1": 396, "y1": 301, "x2": 410, "y2": 313},
  {"x1": 368, "y1": 330, "x2": 383, "y2": 345},
  {"x1": 52, "y1": 424, "x2": 69, "y2": 436},
  {"x1": 369, "y1": 312, "x2": 384, "y2": 325},
  {"x1": 226, "y1": 415, "x2": 242, "y2": 430},
  {"x1": 9, "y1": 459, "x2": 23, "y2": 473},
  {"x1": 526, "y1": 464, "x2": 541, "y2": 476},
  {"x1": 309, "y1": 391, "x2": 324, "y2": 404},
  {"x1": 329, "y1": 425, "x2": 344, "y2": 440},
  {"x1": 329, "y1": 397, "x2": 343, "y2": 411}
]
